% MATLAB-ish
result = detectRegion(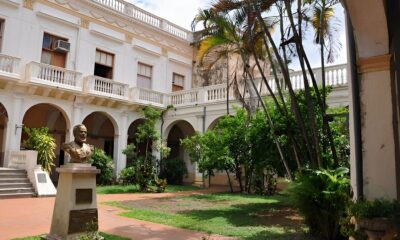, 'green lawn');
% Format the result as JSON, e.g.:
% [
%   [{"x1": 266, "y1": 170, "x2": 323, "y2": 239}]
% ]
[
  {"x1": 96, "y1": 184, "x2": 202, "y2": 194},
  {"x1": 13, "y1": 232, "x2": 130, "y2": 240},
  {"x1": 106, "y1": 193, "x2": 308, "y2": 240}
]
